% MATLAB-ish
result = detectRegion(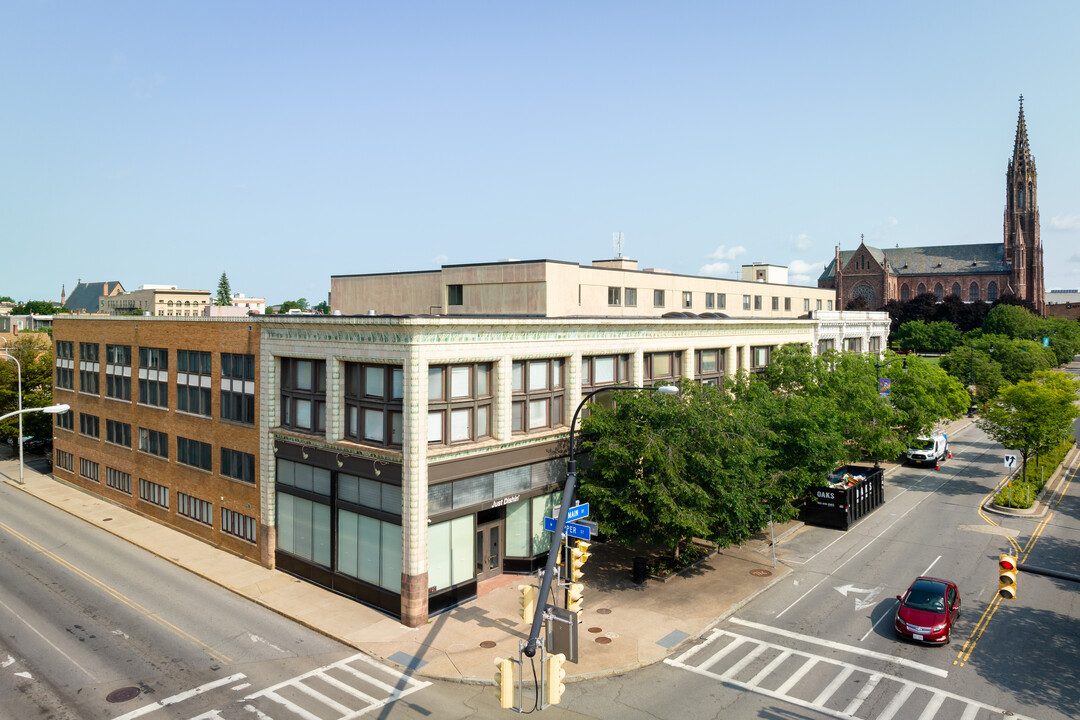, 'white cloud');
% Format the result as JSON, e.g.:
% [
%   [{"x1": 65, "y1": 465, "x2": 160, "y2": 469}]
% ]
[
  {"x1": 791, "y1": 233, "x2": 813, "y2": 251},
  {"x1": 707, "y1": 245, "x2": 746, "y2": 261},
  {"x1": 1050, "y1": 215, "x2": 1080, "y2": 231},
  {"x1": 699, "y1": 261, "x2": 734, "y2": 277},
  {"x1": 787, "y1": 259, "x2": 817, "y2": 275},
  {"x1": 886, "y1": 216, "x2": 899, "y2": 227}
]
